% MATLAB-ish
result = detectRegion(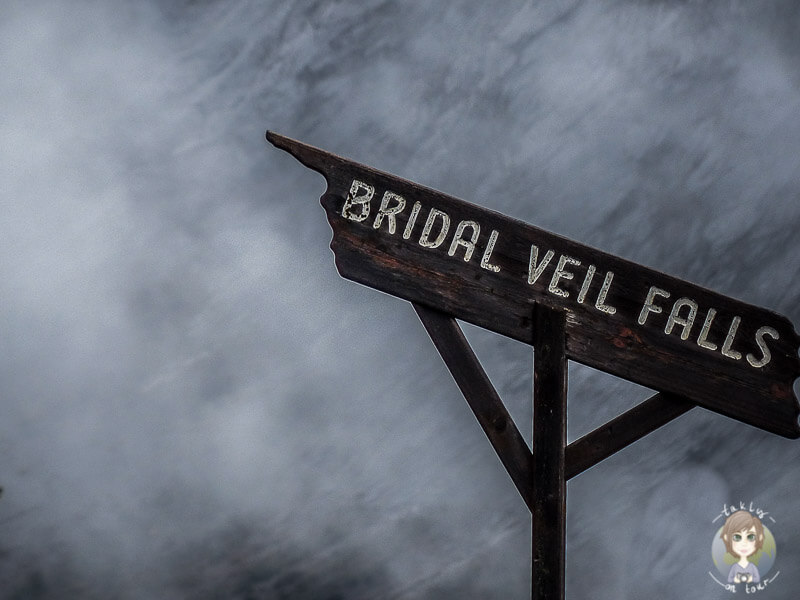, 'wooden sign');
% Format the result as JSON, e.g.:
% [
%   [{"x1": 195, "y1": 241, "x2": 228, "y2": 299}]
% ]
[{"x1": 267, "y1": 131, "x2": 800, "y2": 439}]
